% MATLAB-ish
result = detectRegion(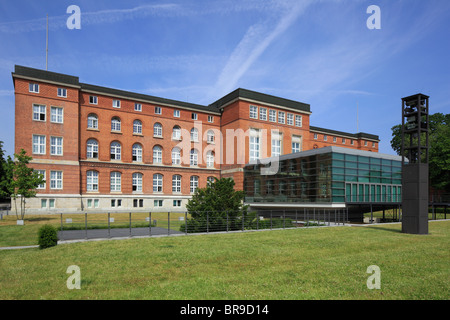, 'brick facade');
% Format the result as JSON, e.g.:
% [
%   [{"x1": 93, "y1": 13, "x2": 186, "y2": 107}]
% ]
[{"x1": 12, "y1": 65, "x2": 379, "y2": 213}]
